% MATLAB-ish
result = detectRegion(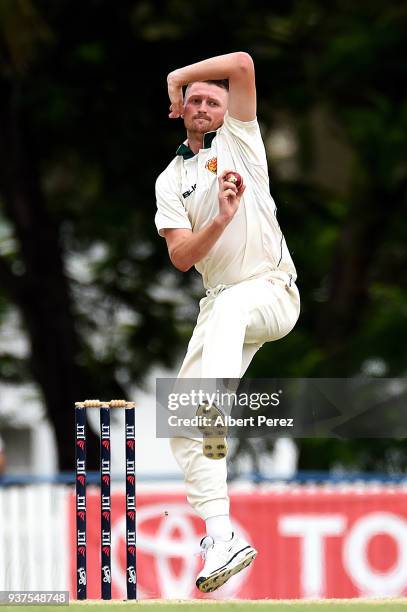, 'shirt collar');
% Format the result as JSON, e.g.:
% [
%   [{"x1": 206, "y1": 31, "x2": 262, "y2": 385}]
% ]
[{"x1": 176, "y1": 131, "x2": 217, "y2": 160}]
